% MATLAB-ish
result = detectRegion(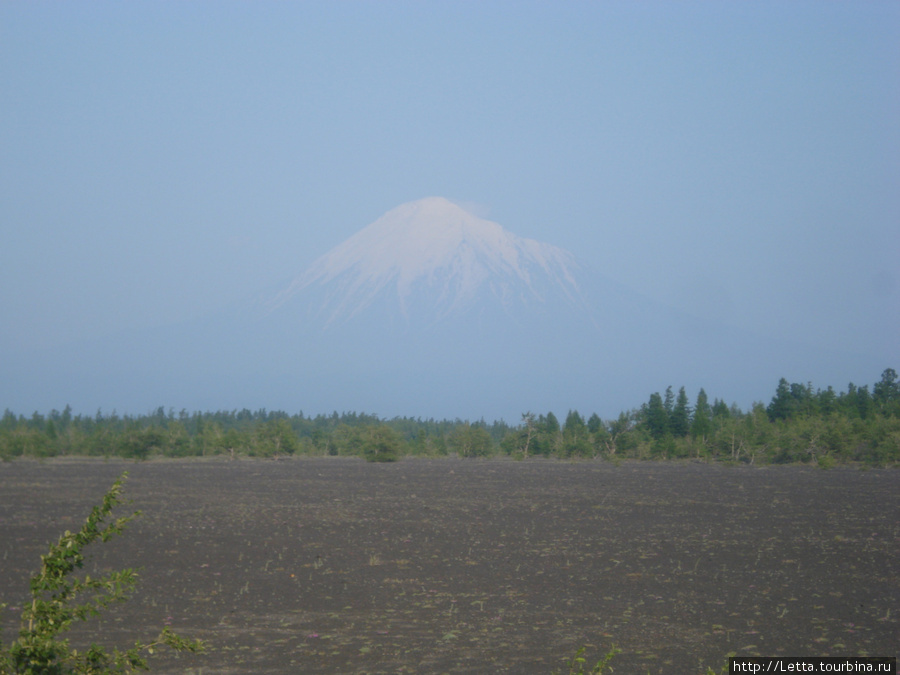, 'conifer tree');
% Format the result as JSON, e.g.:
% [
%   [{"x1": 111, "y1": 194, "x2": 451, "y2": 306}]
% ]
[
  {"x1": 691, "y1": 388, "x2": 712, "y2": 438},
  {"x1": 645, "y1": 393, "x2": 668, "y2": 440},
  {"x1": 670, "y1": 387, "x2": 691, "y2": 437}
]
